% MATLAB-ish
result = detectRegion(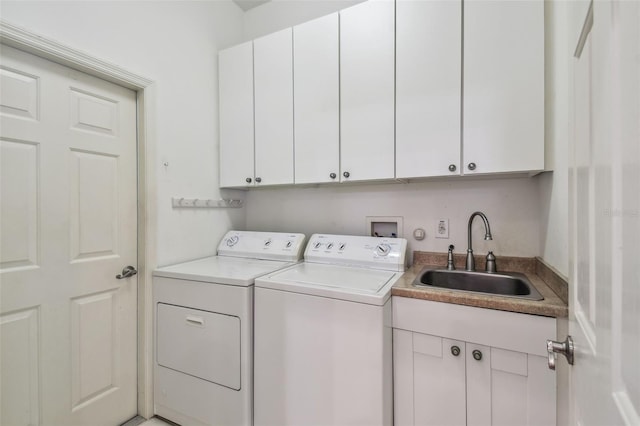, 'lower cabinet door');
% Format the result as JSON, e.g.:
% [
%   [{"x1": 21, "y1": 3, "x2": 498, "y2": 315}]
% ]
[
  {"x1": 394, "y1": 330, "x2": 556, "y2": 426},
  {"x1": 394, "y1": 329, "x2": 466, "y2": 426}
]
